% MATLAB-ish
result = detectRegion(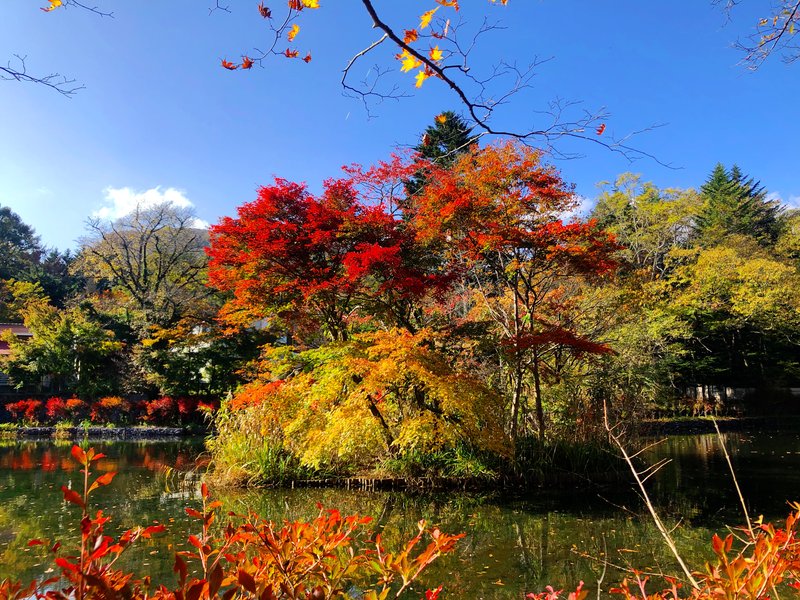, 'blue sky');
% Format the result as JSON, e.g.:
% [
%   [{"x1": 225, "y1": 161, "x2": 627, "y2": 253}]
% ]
[{"x1": 1, "y1": 1, "x2": 798, "y2": 250}]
